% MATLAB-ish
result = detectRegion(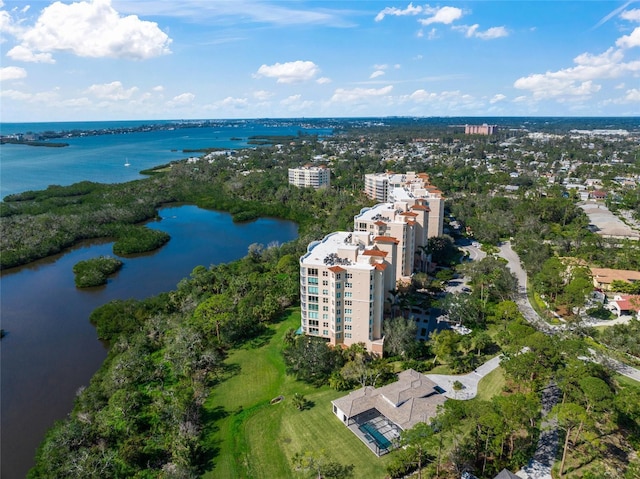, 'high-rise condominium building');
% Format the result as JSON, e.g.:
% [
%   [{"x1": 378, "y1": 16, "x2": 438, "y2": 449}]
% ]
[
  {"x1": 363, "y1": 172, "x2": 444, "y2": 238},
  {"x1": 464, "y1": 124, "x2": 498, "y2": 135},
  {"x1": 288, "y1": 164, "x2": 330, "y2": 189},
  {"x1": 299, "y1": 197, "x2": 434, "y2": 354},
  {"x1": 299, "y1": 231, "x2": 393, "y2": 355}
]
